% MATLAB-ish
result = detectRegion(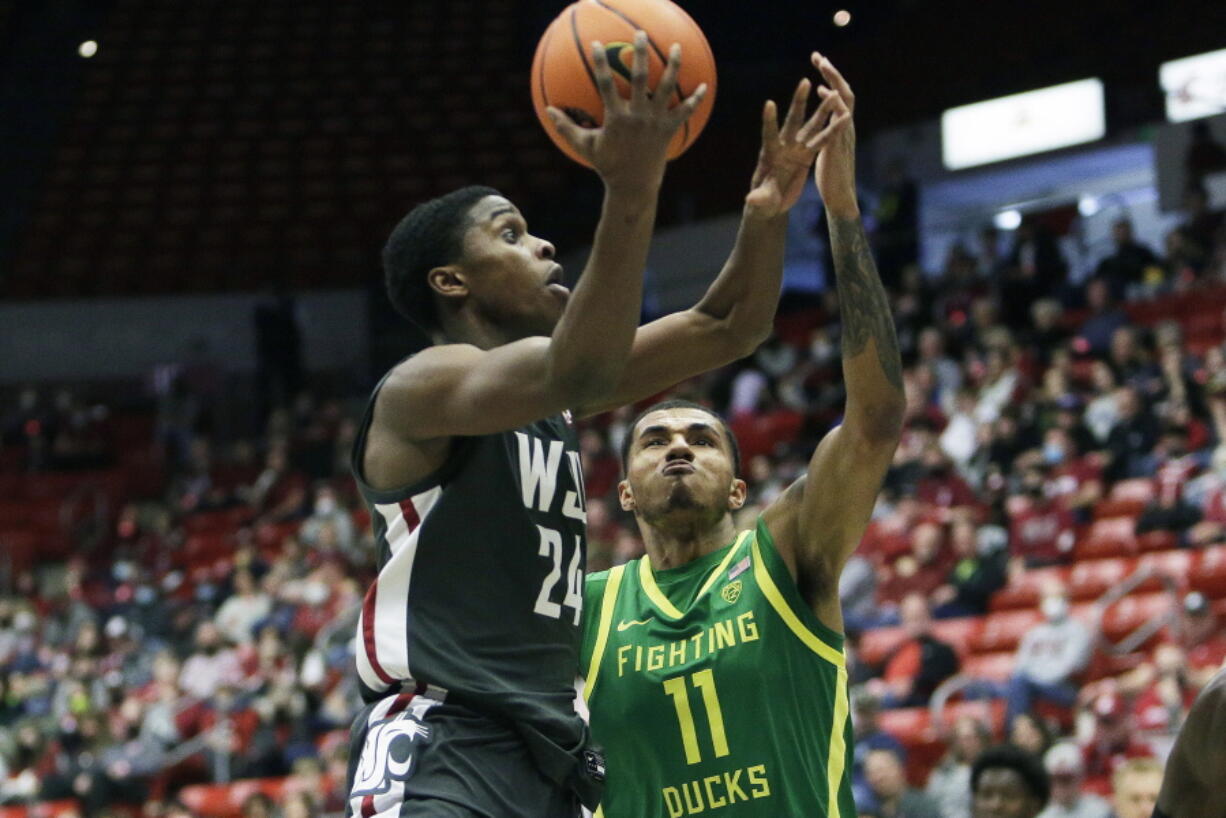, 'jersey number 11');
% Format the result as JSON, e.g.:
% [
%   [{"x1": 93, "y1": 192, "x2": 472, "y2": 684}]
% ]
[{"x1": 663, "y1": 669, "x2": 730, "y2": 765}]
